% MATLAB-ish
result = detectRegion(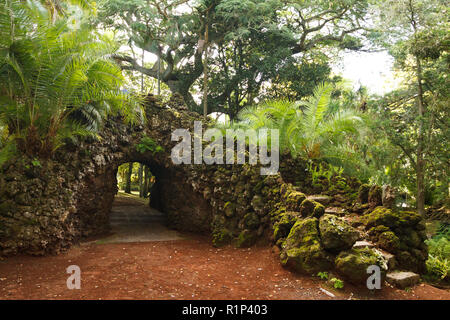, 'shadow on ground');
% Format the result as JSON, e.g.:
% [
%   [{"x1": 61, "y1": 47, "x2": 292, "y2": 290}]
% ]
[{"x1": 97, "y1": 193, "x2": 186, "y2": 244}]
